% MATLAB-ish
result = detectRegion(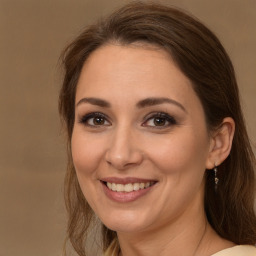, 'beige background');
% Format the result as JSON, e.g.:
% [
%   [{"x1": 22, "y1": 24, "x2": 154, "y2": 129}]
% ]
[{"x1": 0, "y1": 0, "x2": 255, "y2": 256}]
